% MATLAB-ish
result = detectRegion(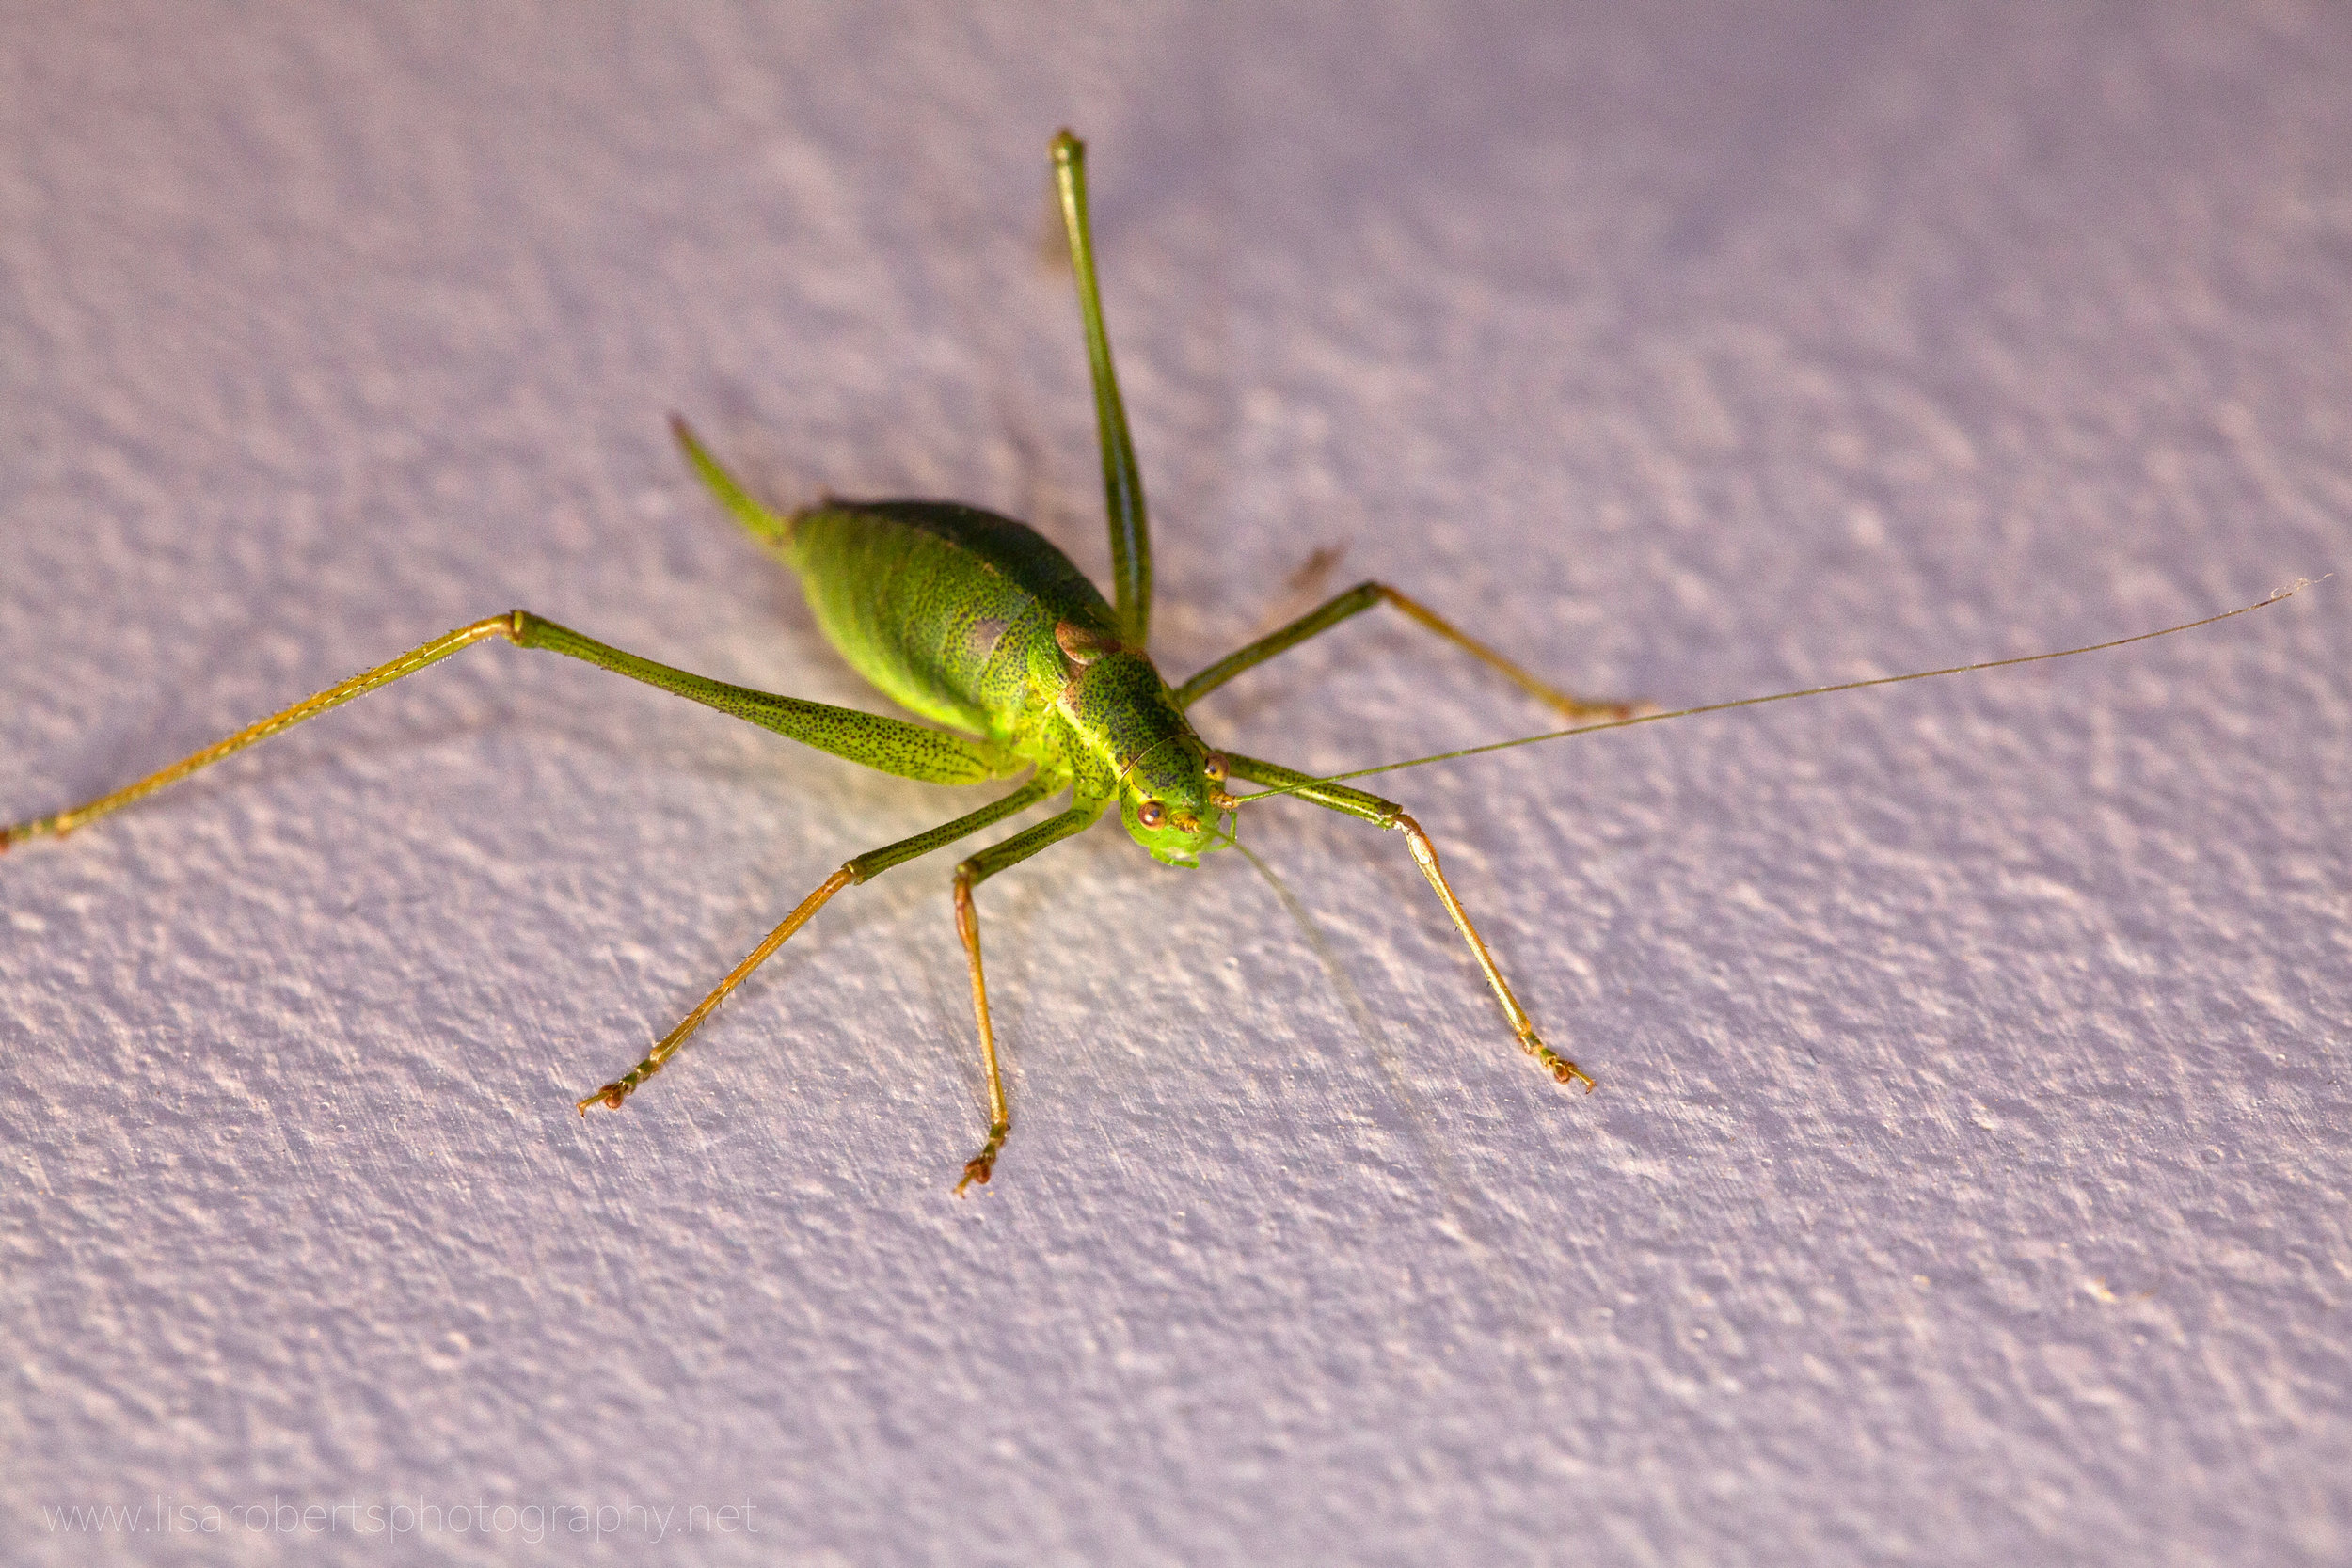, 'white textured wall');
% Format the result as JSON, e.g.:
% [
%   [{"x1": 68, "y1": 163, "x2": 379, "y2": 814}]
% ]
[{"x1": 3, "y1": 4, "x2": 2346, "y2": 1562}]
